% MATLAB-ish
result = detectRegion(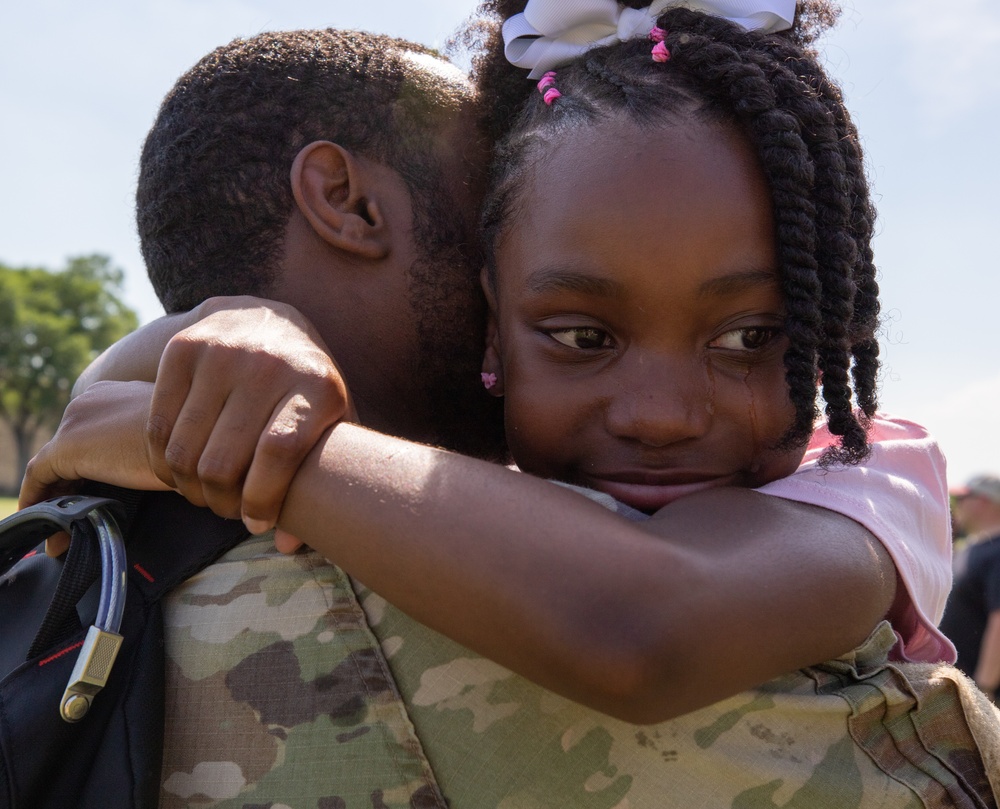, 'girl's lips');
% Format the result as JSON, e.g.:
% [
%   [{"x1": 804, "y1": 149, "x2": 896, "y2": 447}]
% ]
[{"x1": 587, "y1": 475, "x2": 738, "y2": 513}]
